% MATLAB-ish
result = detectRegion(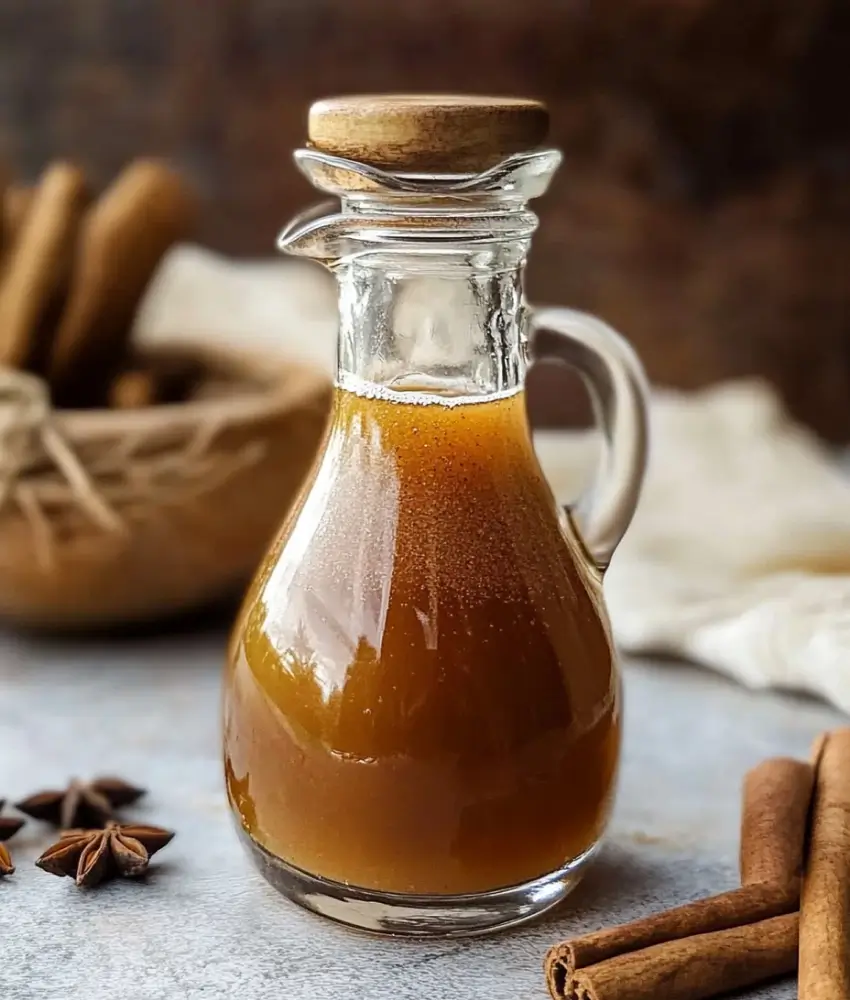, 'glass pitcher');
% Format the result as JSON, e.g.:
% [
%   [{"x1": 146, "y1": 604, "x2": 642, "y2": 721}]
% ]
[{"x1": 224, "y1": 95, "x2": 648, "y2": 936}]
